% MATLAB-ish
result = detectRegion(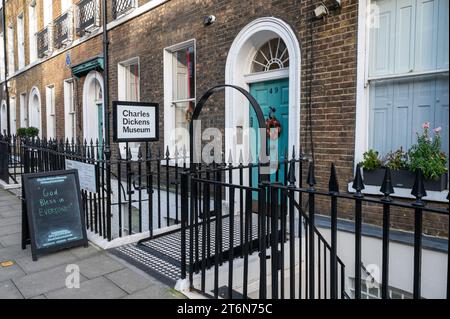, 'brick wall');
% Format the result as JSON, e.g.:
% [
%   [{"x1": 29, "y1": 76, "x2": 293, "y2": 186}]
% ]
[{"x1": 1, "y1": 0, "x2": 447, "y2": 236}]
